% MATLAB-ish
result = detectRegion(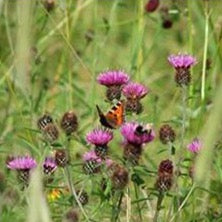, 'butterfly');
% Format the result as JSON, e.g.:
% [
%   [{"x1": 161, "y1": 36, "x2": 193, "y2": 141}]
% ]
[
  {"x1": 135, "y1": 124, "x2": 153, "y2": 136},
  {"x1": 96, "y1": 100, "x2": 125, "y2": 129}
]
